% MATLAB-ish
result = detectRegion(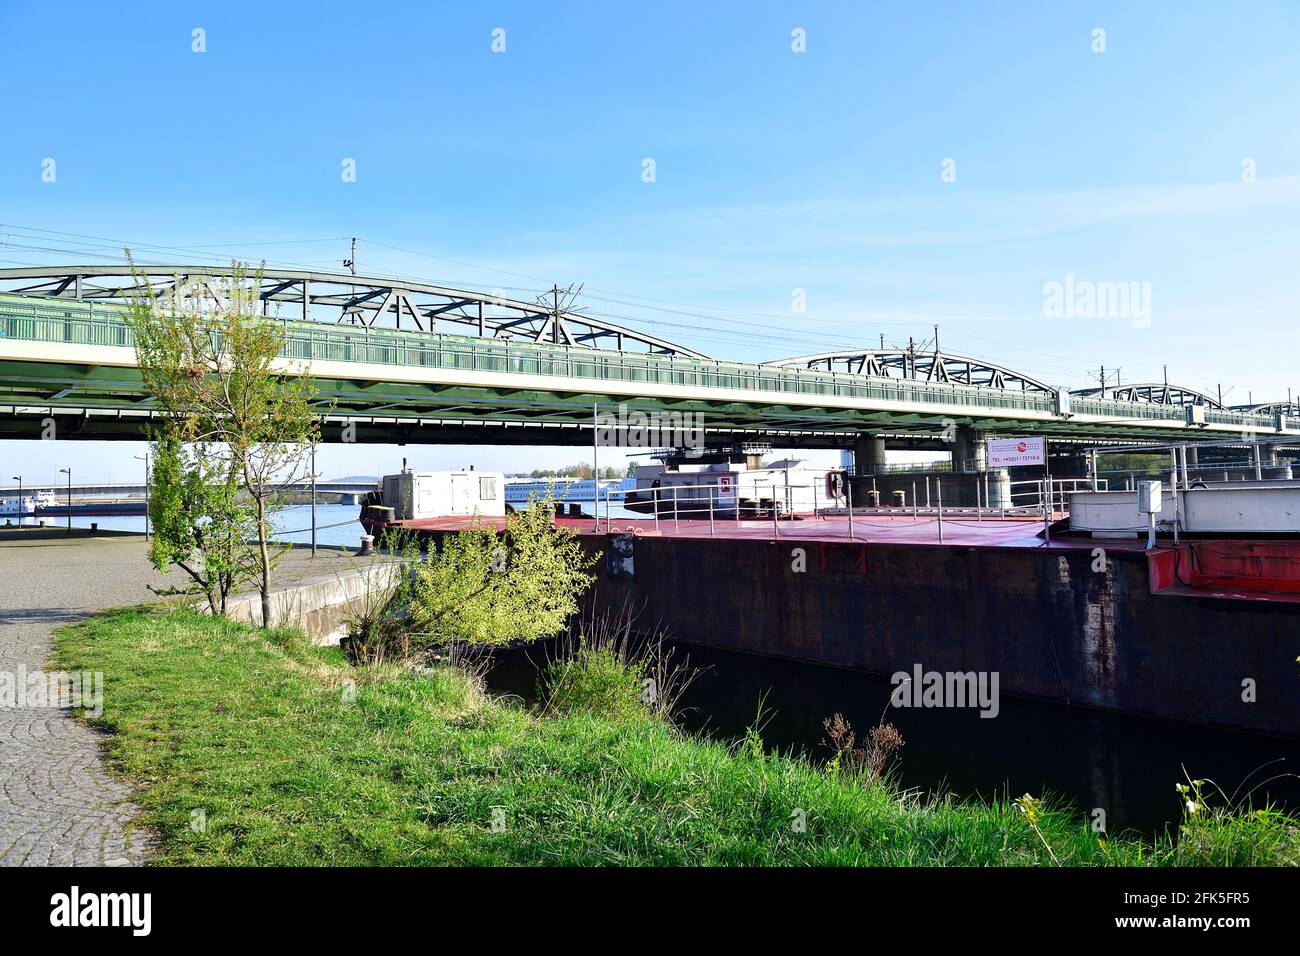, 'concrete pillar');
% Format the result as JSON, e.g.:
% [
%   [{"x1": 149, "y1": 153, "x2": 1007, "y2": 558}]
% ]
[
  {"x1": 852, "y1": 435, "x2": 887, "y2": 476},
  {"x1": 952, "y1": 426, "x2": 986, "y2": 473},
  {"x1": 987, "y1": 470, "x2": 1013, "y2": 509}
]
